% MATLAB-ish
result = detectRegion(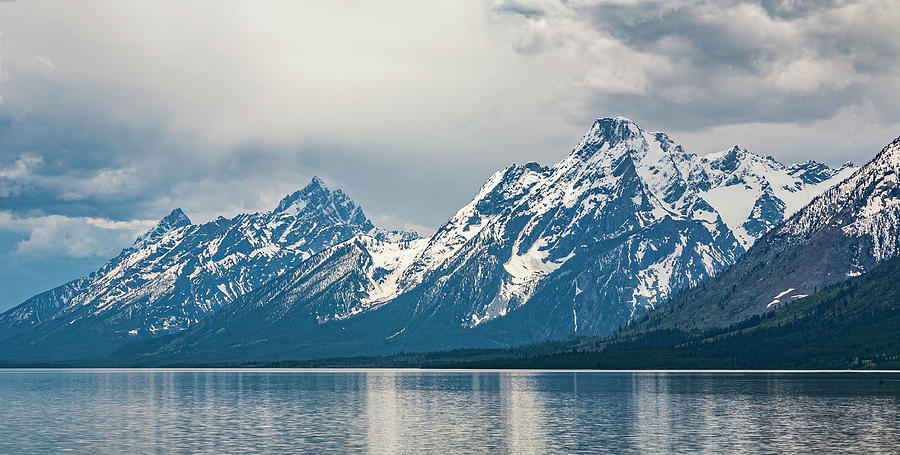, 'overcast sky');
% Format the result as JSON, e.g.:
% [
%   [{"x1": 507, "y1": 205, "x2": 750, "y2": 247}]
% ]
[{"x1": 1, "y1": 0, "x2": 899, "y2": 311}]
